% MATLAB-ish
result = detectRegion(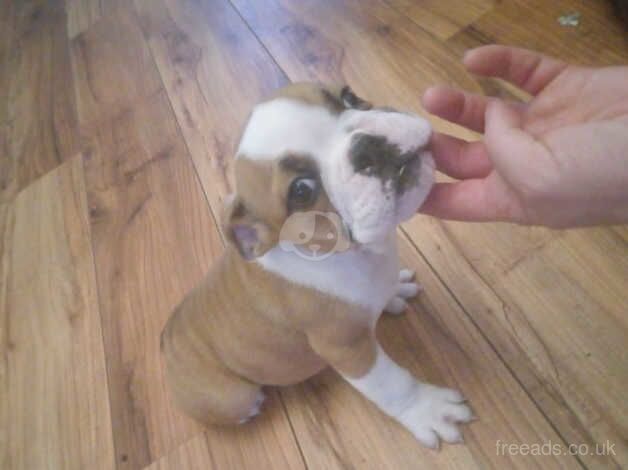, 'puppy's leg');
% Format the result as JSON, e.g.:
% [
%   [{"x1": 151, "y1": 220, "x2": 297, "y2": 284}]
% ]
[
  {"x1": 165, "y1": 353, "x2": 265, "y2": 426},
  {"x1": 384, "y1": 269, "x2": 422, "y2": 315},
  {"x1": 162, "y1": 334, "x2": 264, "y2": 425},
  {"x1": 307, "y1": 327, "x2": 472, "y2": 448}
]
